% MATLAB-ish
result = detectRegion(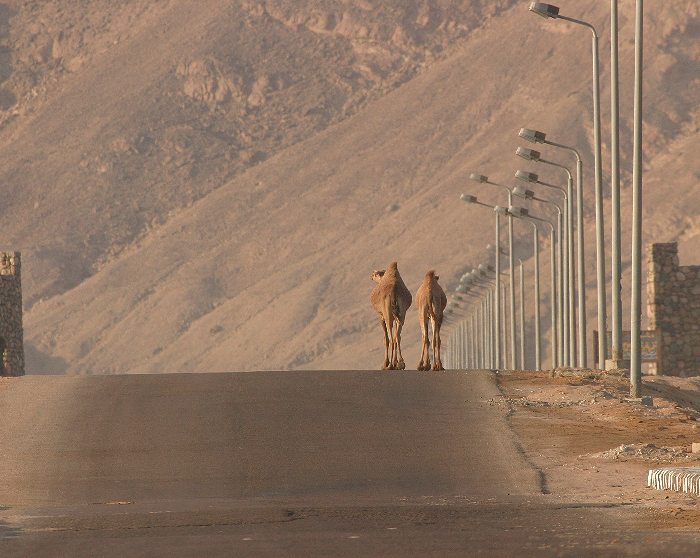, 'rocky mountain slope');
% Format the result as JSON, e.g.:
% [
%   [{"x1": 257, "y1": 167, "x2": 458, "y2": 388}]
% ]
[{"x1": 1, "y1": 0, "x2": 698, "y2": 373}]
